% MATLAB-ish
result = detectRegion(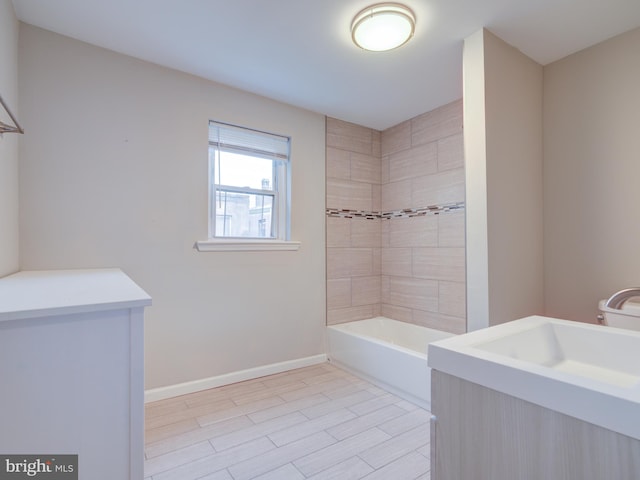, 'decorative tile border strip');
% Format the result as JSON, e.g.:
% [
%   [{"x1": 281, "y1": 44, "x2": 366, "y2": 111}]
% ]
[{"x1": 326, "y1": 202, "x2": 465, "y2": 219}]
